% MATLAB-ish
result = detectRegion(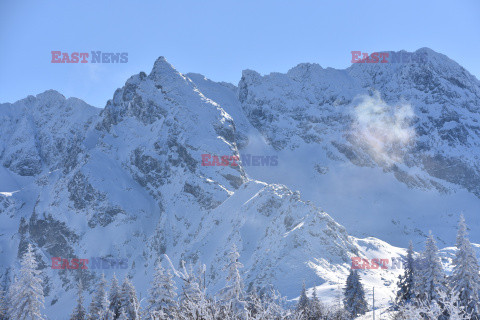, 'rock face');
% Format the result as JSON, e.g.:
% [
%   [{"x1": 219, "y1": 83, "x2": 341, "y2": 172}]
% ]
[
  {"x1": 0, "y1": 90, "x2": 98, "y2": 176},
  {"x1": 235, "y1": 49, "x2": 480, "y2": 193},
  {"x1": 0, "y1": 49, "x2": 479, "y2": 318},
  {"x1": 195, "y1": 47, "x2": 480, "y2": 245}
]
